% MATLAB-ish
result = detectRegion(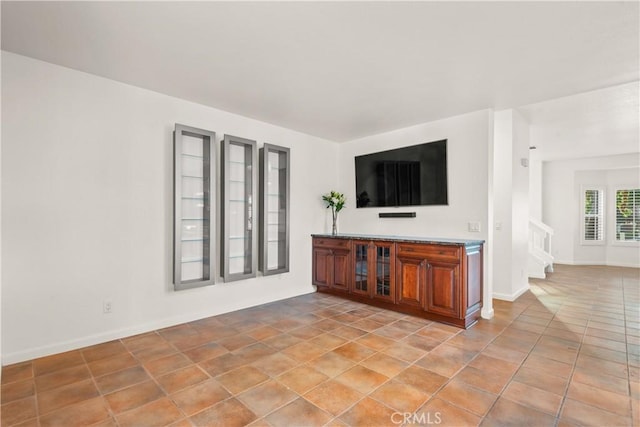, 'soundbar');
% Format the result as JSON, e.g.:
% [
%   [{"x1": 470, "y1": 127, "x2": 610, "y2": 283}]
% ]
[{"x1": 378, "y1": 212, "x2": 416, "y2": 218}]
